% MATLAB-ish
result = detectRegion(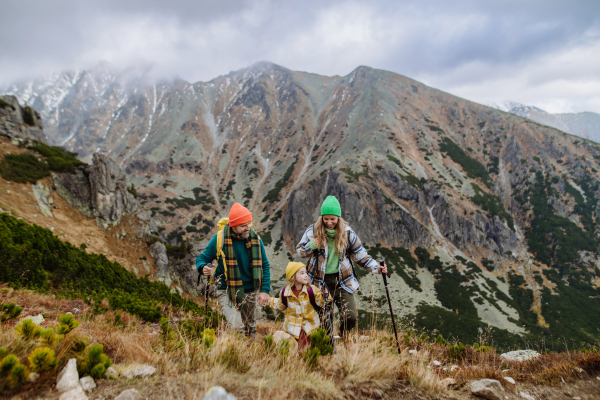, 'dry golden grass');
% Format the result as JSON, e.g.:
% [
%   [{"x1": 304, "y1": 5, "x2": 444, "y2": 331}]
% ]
[{"x1": 2, "y1": 288, "x2": 600, "y2": 399}]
